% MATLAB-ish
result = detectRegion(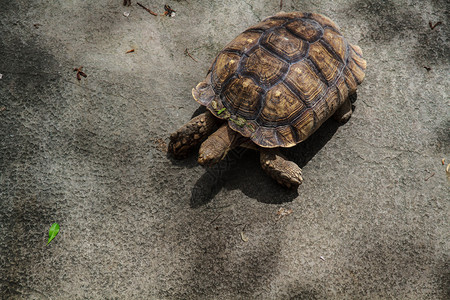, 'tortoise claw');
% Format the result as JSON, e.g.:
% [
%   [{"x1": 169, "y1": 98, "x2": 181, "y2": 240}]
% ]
[{"x1": 168, "y1": 111, "x2": 218, "y2": 159}]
